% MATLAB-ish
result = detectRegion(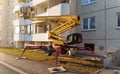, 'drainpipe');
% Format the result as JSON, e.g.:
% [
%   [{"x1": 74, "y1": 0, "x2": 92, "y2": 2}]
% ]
[
  {"x1": 104, "y1": 0, "x2": 107, "y2": 55},
  {"x1": 104, "y1": 0, "x2": 107, "y2": 69}
]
